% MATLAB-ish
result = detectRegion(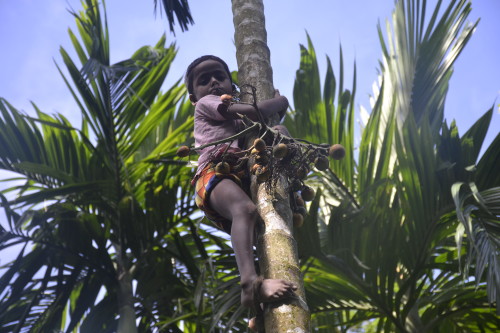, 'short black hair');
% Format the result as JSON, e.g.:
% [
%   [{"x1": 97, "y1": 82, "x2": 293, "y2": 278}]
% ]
[{"x1": 185, "y1": 55, "x2": 232, "y2": 95}]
